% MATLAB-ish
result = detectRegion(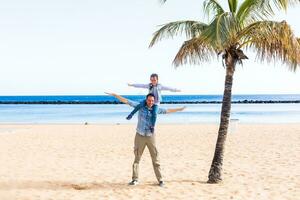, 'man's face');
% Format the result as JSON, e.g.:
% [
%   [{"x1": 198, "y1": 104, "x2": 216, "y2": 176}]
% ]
[
  {"x1": 146, "y1": 96, "x2": 155, "y2": 108},
  {"x1": 150, "y1": 76, "x2": 158, "y2": 86}
]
